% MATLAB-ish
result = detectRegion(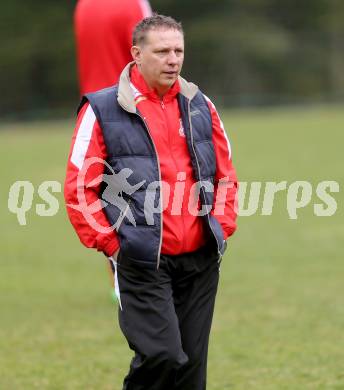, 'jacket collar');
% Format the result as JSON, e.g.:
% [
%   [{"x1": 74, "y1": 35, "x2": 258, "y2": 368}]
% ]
[
  {"x1": 117, "y1": 61, "x2": 199, "y2": 113},
  {"x1": 130, "y1": 64, "x2": 180, "y2": 103}
]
